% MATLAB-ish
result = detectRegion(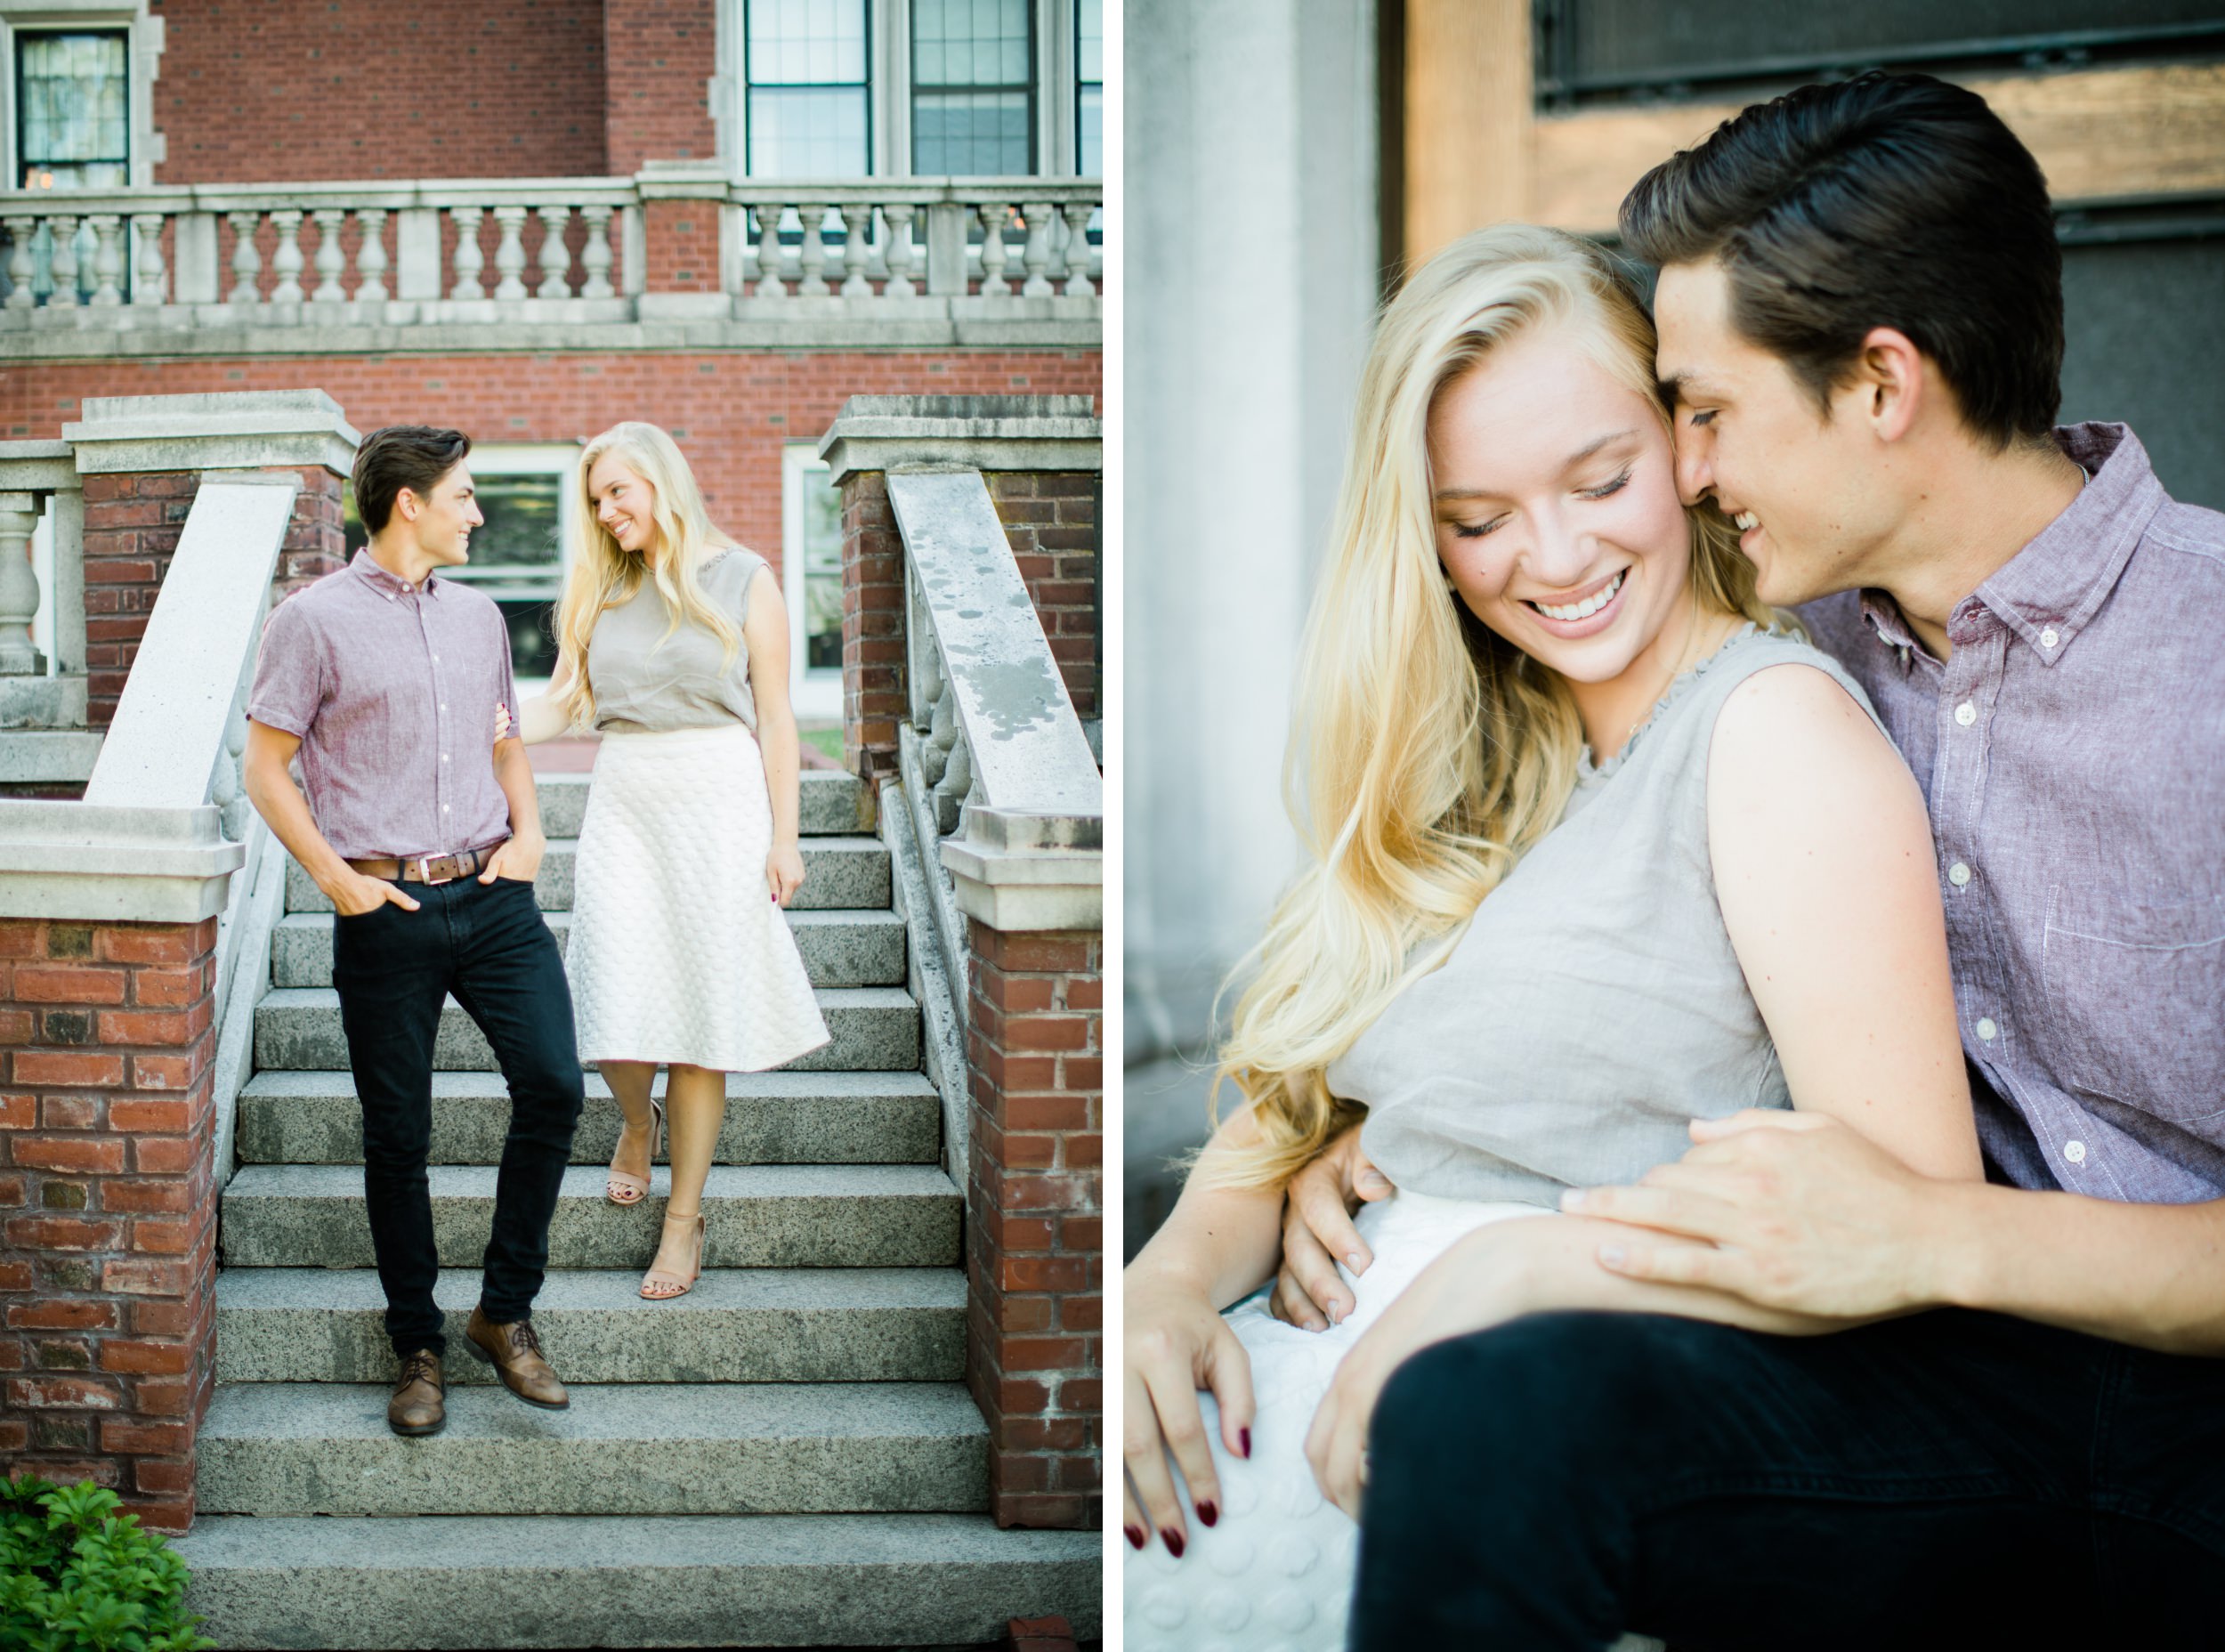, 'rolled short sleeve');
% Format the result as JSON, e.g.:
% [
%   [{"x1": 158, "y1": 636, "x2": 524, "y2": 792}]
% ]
[{"x1": 245, "y1": 593, "x2": 324, "y2": 737}]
